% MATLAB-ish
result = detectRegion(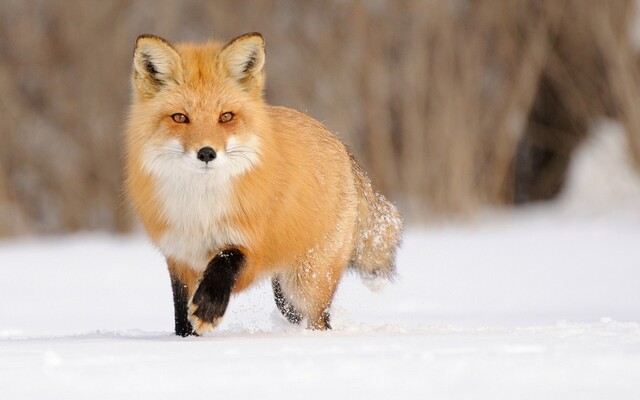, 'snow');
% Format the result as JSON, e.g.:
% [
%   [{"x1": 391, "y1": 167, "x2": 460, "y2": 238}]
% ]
[{"x1": 1, "y1": 121, "x2": 640, "y2": 398}]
